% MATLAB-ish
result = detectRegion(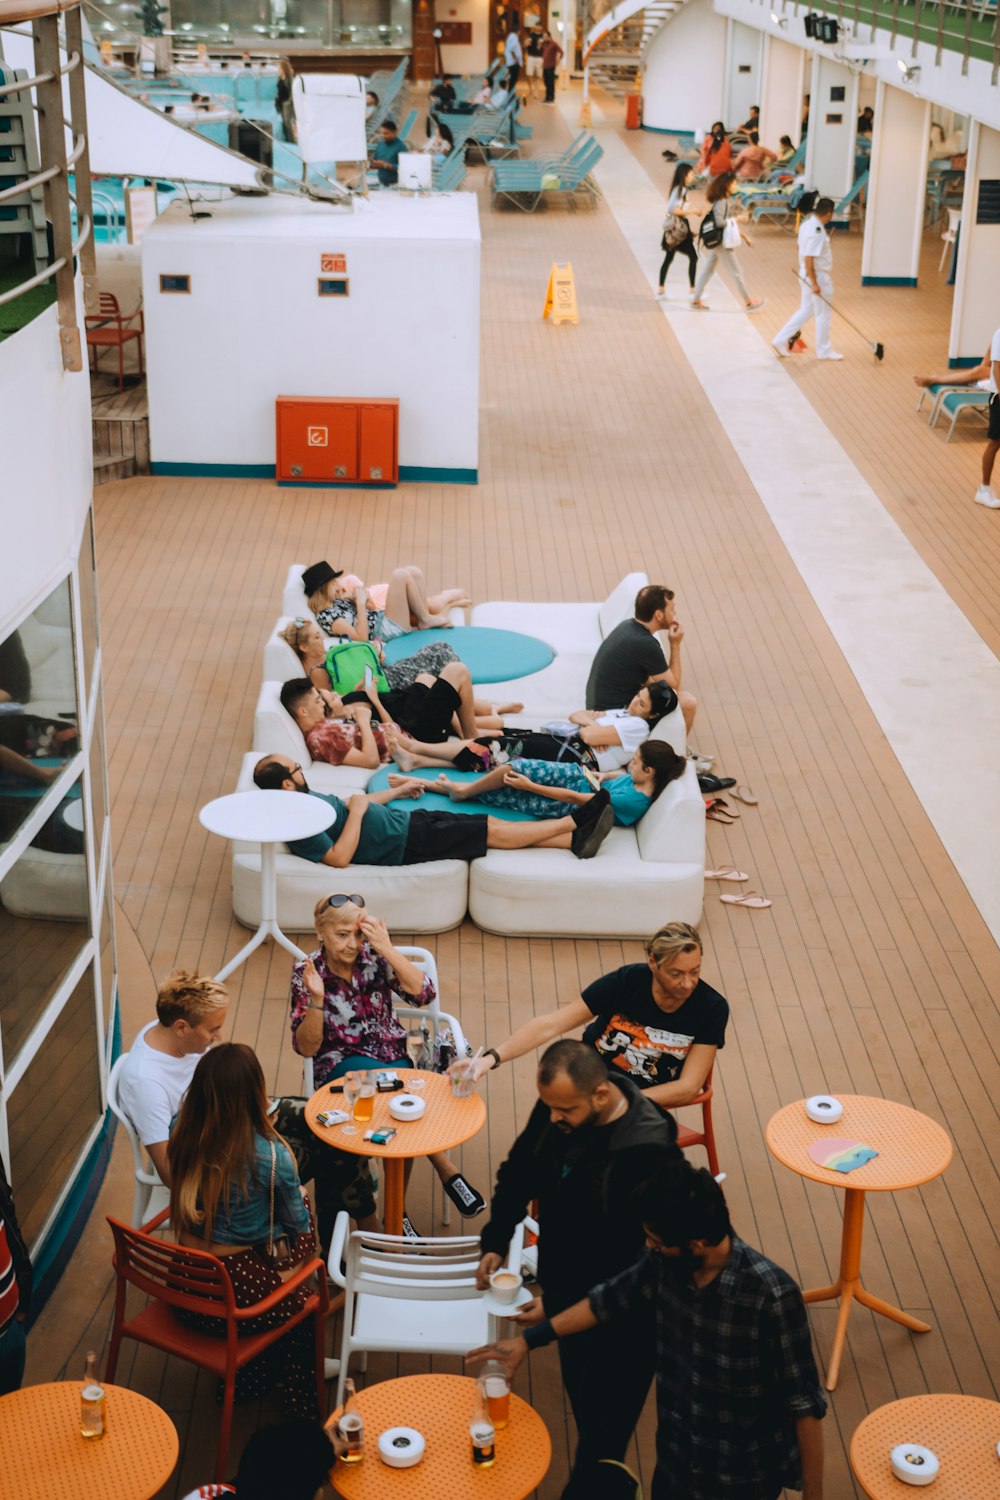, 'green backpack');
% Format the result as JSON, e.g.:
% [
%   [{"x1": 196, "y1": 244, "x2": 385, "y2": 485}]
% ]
[{"x1": 323, "y1": 640, "x2": 390, "y2": 696}]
